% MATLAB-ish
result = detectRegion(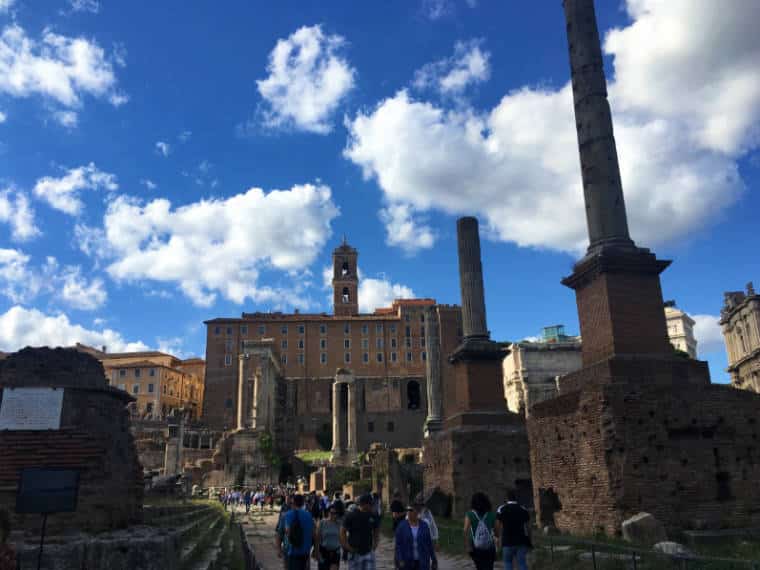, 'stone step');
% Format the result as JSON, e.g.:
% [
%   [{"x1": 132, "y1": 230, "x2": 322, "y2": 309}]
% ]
[
  {"x1": 179, "y1": 512, "x2": 226, "y2": 568},
  {"x1": 176, "y1": 510, "x2": 223, "y2": 546},
  {"x1": 148, "y1": 504, "x2": 215, "y2": 528}
]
